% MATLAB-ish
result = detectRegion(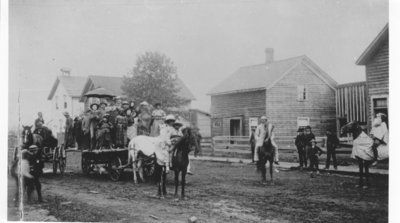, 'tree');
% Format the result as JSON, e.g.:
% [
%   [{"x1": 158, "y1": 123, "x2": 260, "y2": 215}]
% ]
[{"x1": 122, "y1": 51, "x2": 190, "y2": 109}]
